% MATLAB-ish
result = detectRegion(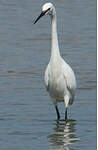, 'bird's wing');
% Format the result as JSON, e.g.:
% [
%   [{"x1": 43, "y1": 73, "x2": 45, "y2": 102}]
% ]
[
  {"x1": 44, "y1": 64, "x2": 50, "y2": 91},
  {"x1": 62, "y1": 59, "x2": 76, "y2": 102}
]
